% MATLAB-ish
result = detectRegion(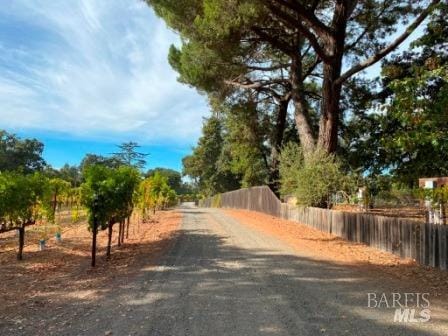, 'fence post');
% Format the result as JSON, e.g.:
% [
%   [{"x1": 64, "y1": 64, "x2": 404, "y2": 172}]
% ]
[{"x1": 438, "y1": 226, "x2": 447, "y2": 270}]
